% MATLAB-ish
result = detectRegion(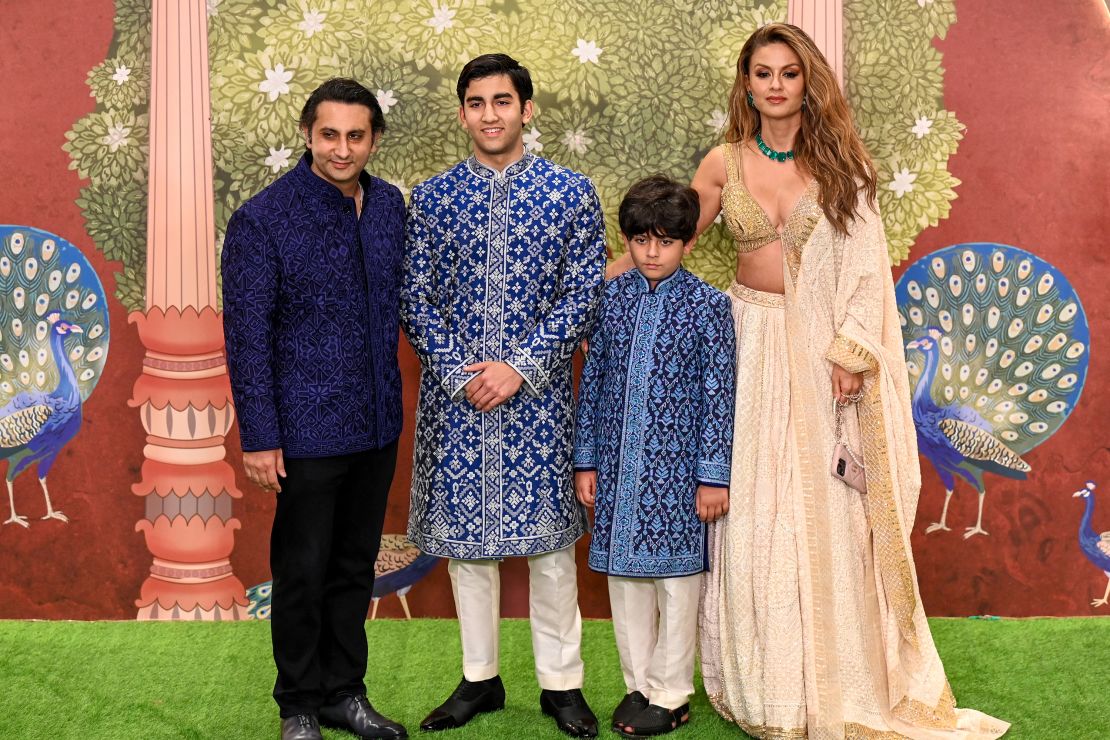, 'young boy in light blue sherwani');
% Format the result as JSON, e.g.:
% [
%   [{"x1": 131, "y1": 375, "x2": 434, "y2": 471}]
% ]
[{"x1": 573, "y1": 175, "x2": 736, "y2": 738}]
